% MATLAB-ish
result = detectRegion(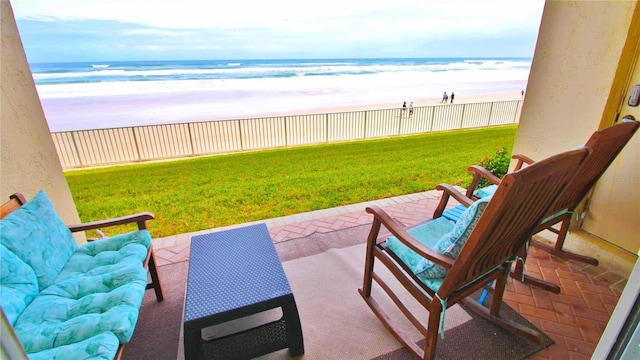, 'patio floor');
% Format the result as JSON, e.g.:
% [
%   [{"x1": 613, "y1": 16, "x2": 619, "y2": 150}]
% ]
[{"x1": 150, "y1": 189, "x2": 630, "y2": 360}]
